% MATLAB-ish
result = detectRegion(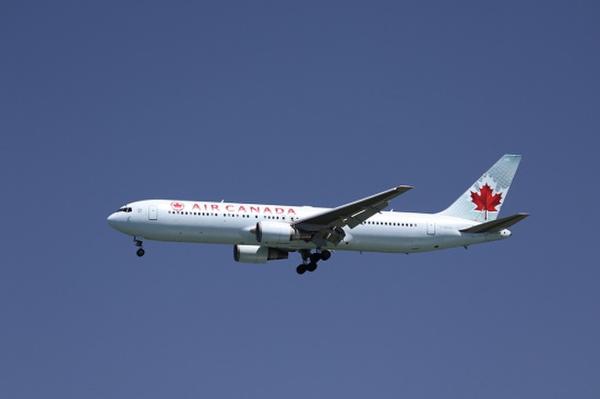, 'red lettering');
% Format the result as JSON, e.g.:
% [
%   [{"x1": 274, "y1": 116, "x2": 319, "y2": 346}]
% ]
[
  {"x1": 239, "y1": 205, "x2": 247, "y2": 212},
  {"x1": 225, "y1": 205, "x2": 235, "y2": 212},
  {"x1": 287, "y1": 208, "x2": 297, "y2": 215},
  {"x1": 250, "y1": 206, "x2": 260, "y2": 213},
  {"x1": 264, "y1": 207, "x2": 272, "y2": 213},
  {"x1": 192, "y1": 203, "x2": 201, "y2": 210},
  {"x1": 275, "y1": 207, "x2": 284, "y2": 214},
  {"x1": 211, "y1": 204, "x2": 220, "y2": 211}
]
